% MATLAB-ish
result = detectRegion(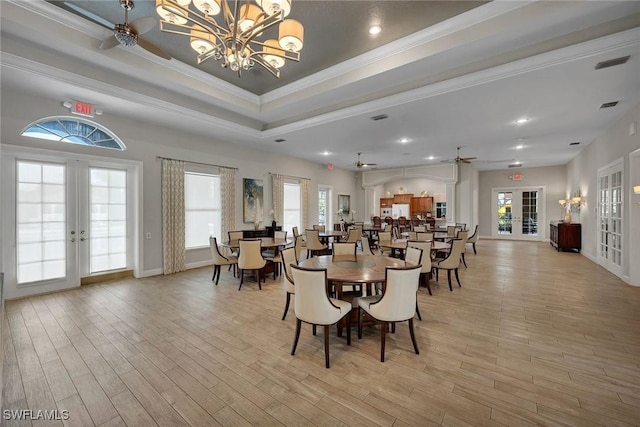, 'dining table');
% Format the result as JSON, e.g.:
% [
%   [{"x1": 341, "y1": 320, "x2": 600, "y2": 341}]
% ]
[
  {"x1": 378, "y1": 239, "x2": 449, "y2": 258},
  {"x1": 316, "y1": 230, "x2": 346, "y2": 244},
  {"x1": 299, "y1": 254, "x2": 415, "y2": 336}
]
